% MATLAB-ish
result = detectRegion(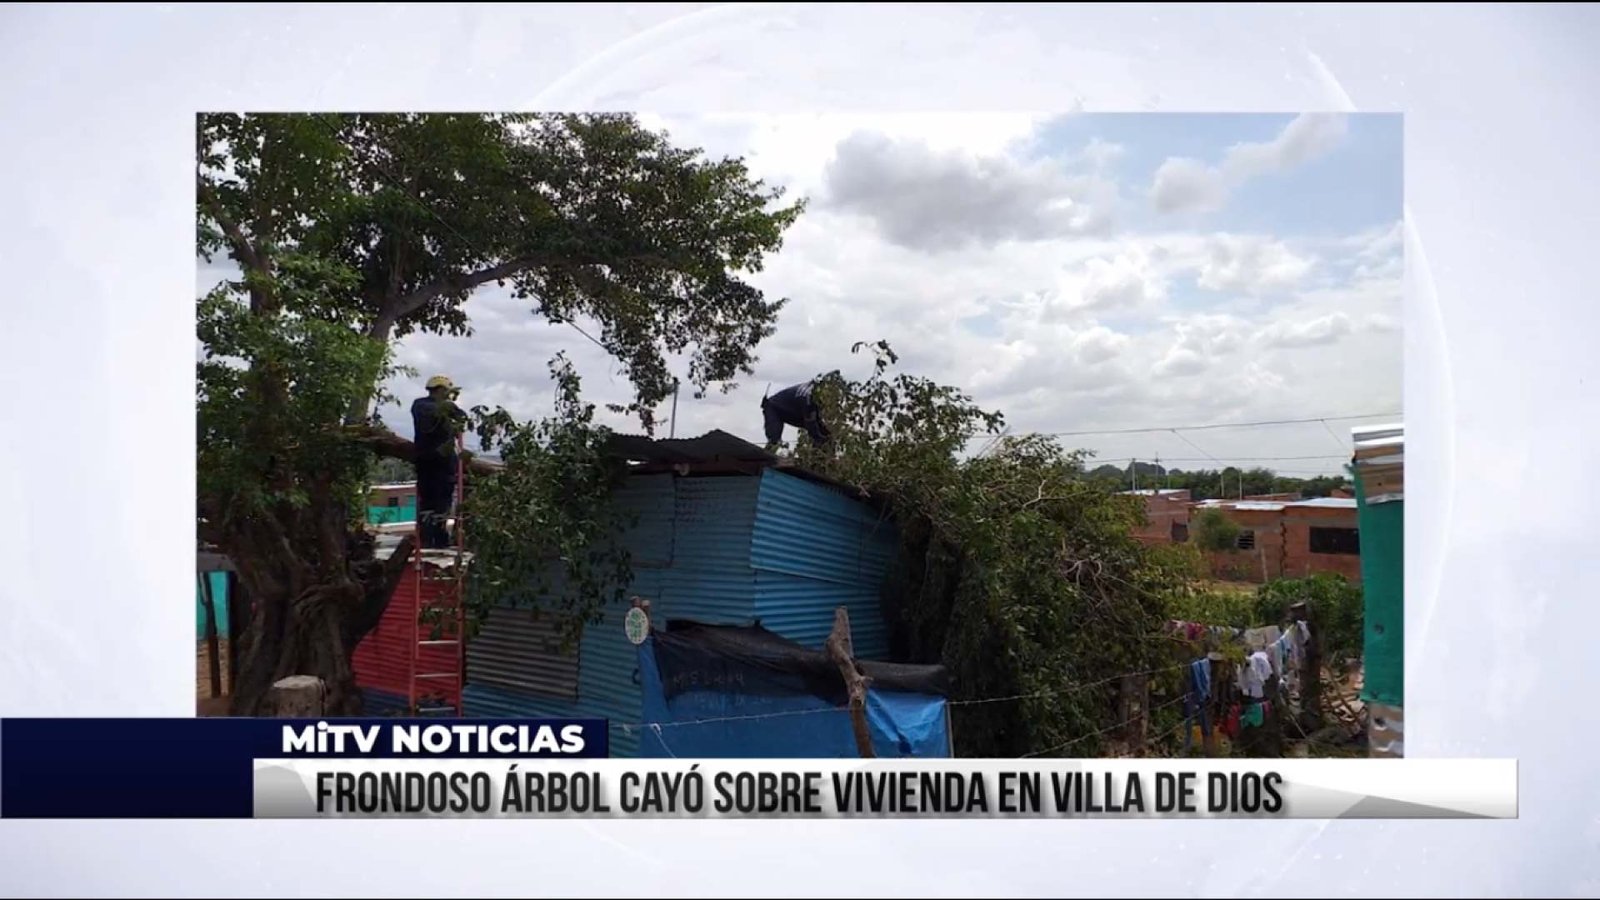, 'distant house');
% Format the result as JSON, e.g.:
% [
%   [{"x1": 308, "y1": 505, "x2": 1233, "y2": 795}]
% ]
[
  {"x1": 367, "y1": 482, "x2": 417, "y2": 525},
  {"x1": 354, "y1": 431, "x2": 913, "y2": 758},
  {"x1": 1121, "y1": 488, "x2": 1193, "y2": 544},
  {"x1": 1191, "y1": 497, "x2": 1362, "y2": 584}
]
